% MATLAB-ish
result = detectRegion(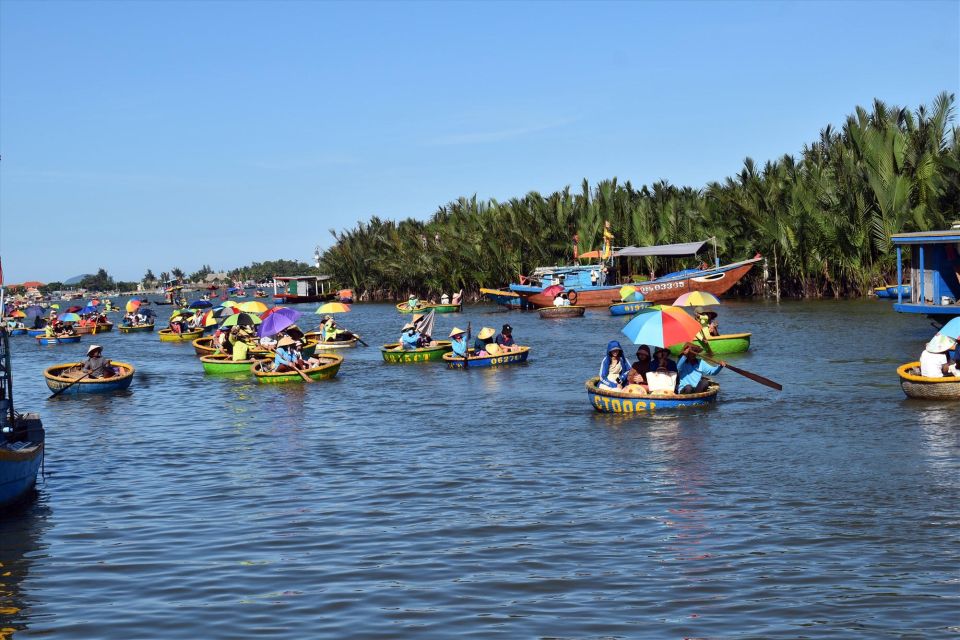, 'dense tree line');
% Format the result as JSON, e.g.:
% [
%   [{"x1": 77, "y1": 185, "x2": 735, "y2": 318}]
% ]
[{"x1": 320, "y1": 93, "x2": 960, "y2": 300}]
